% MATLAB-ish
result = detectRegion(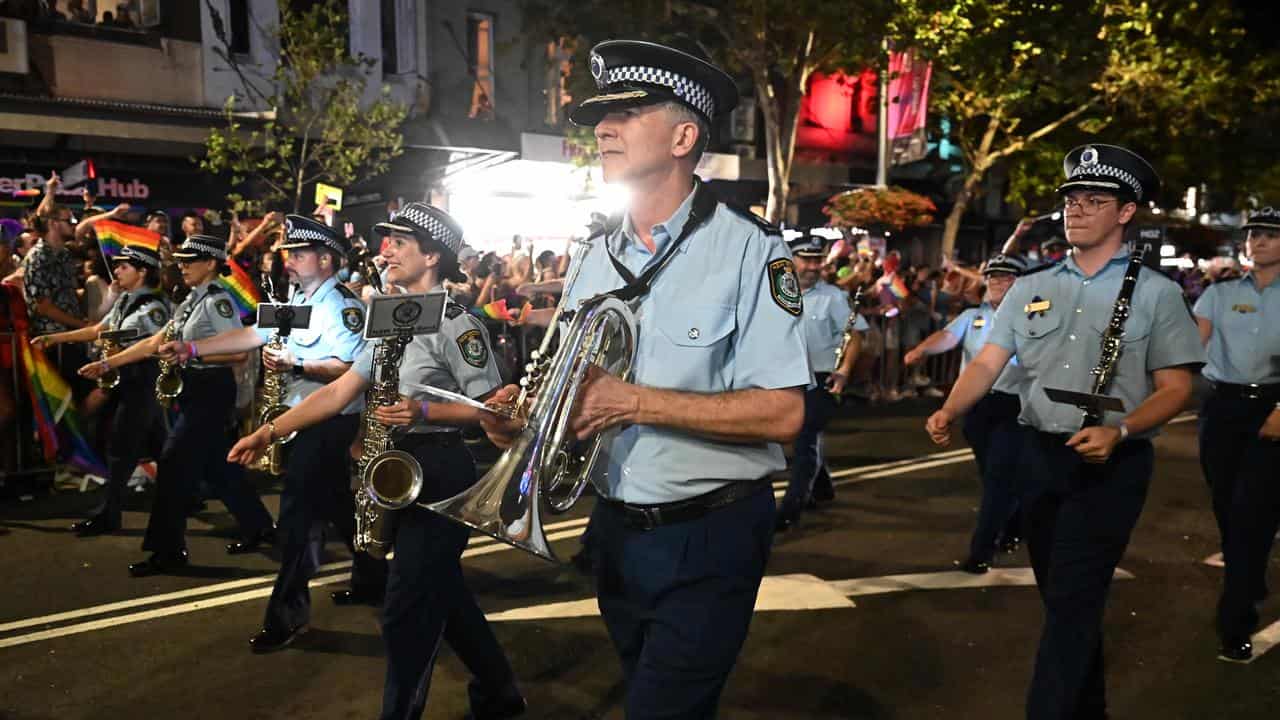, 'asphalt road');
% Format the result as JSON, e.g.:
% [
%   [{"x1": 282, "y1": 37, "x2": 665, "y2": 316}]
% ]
[{"x1": 1, "y1": 398, "x2": 1277, "y2": 720}]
